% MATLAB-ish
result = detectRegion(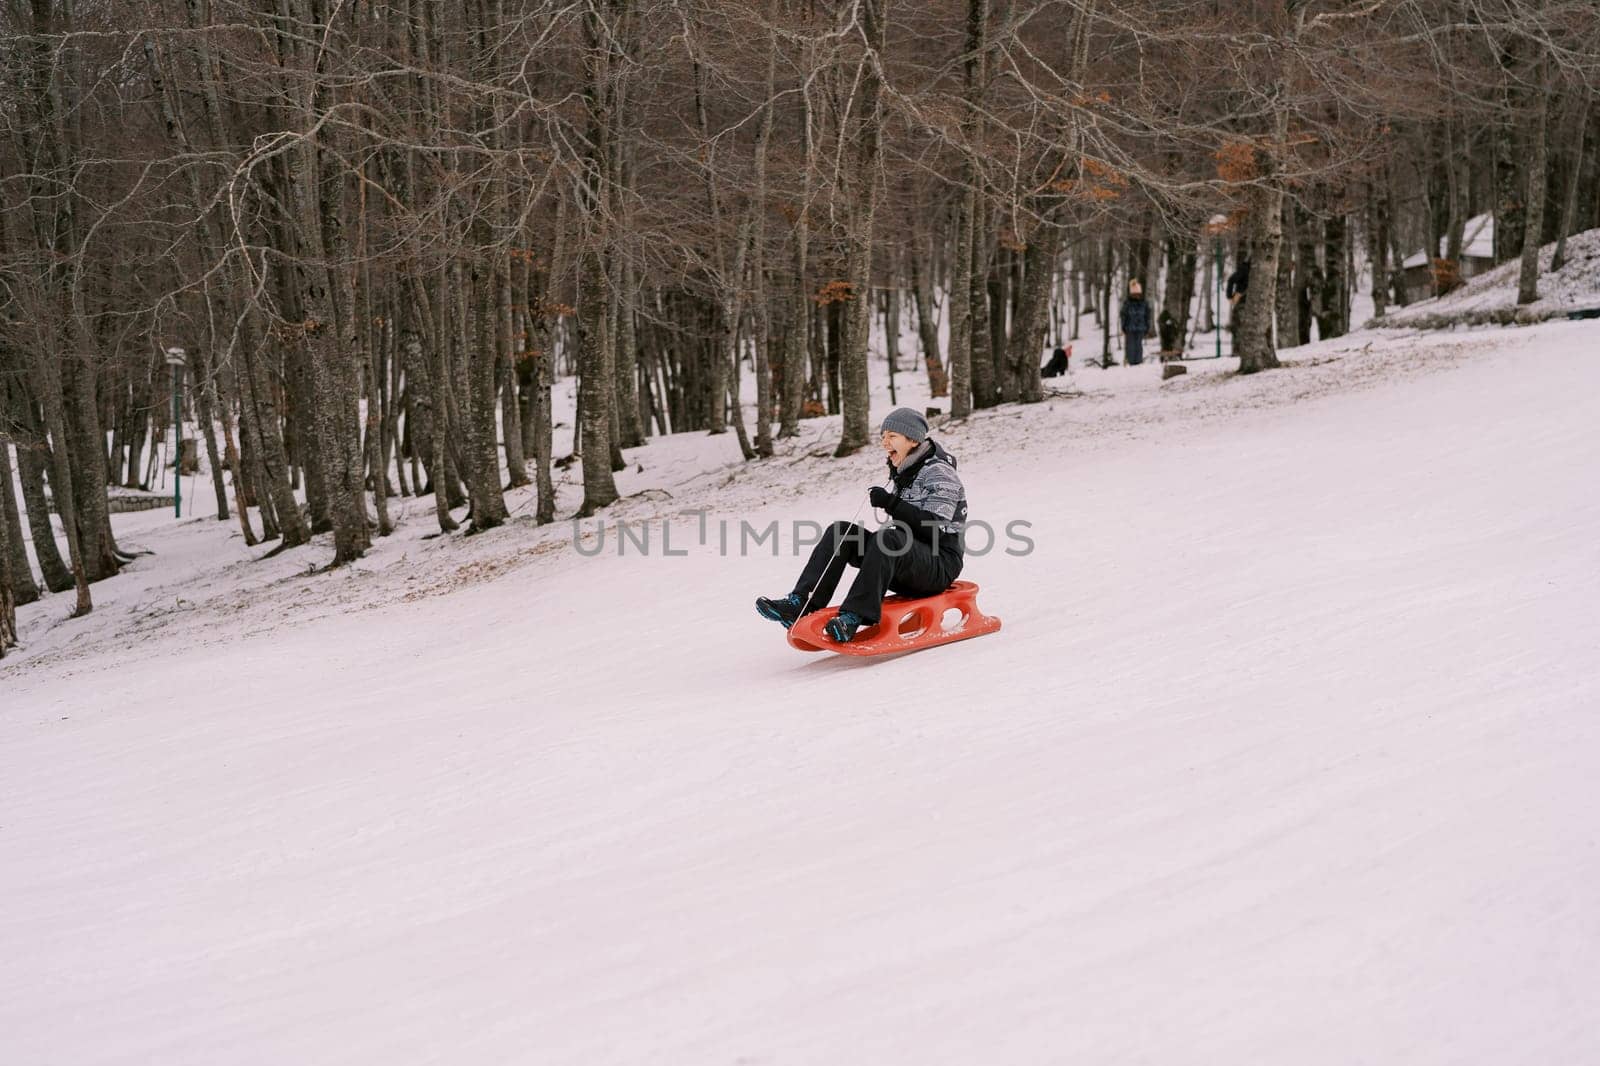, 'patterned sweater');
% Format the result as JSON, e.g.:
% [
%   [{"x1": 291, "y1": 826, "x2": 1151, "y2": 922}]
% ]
[{"x1": 888, "y1": 439, "x2": 967, "y2": 554}]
